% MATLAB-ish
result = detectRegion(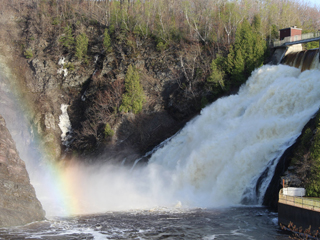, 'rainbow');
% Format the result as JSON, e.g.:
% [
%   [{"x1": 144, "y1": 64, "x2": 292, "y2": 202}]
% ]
[
  {"x1": 37, "y1": 159, "x2": 82, "y2": 217},
  {"x1": 0, "y1": 58, "x2": 83, "y2": 217}
]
